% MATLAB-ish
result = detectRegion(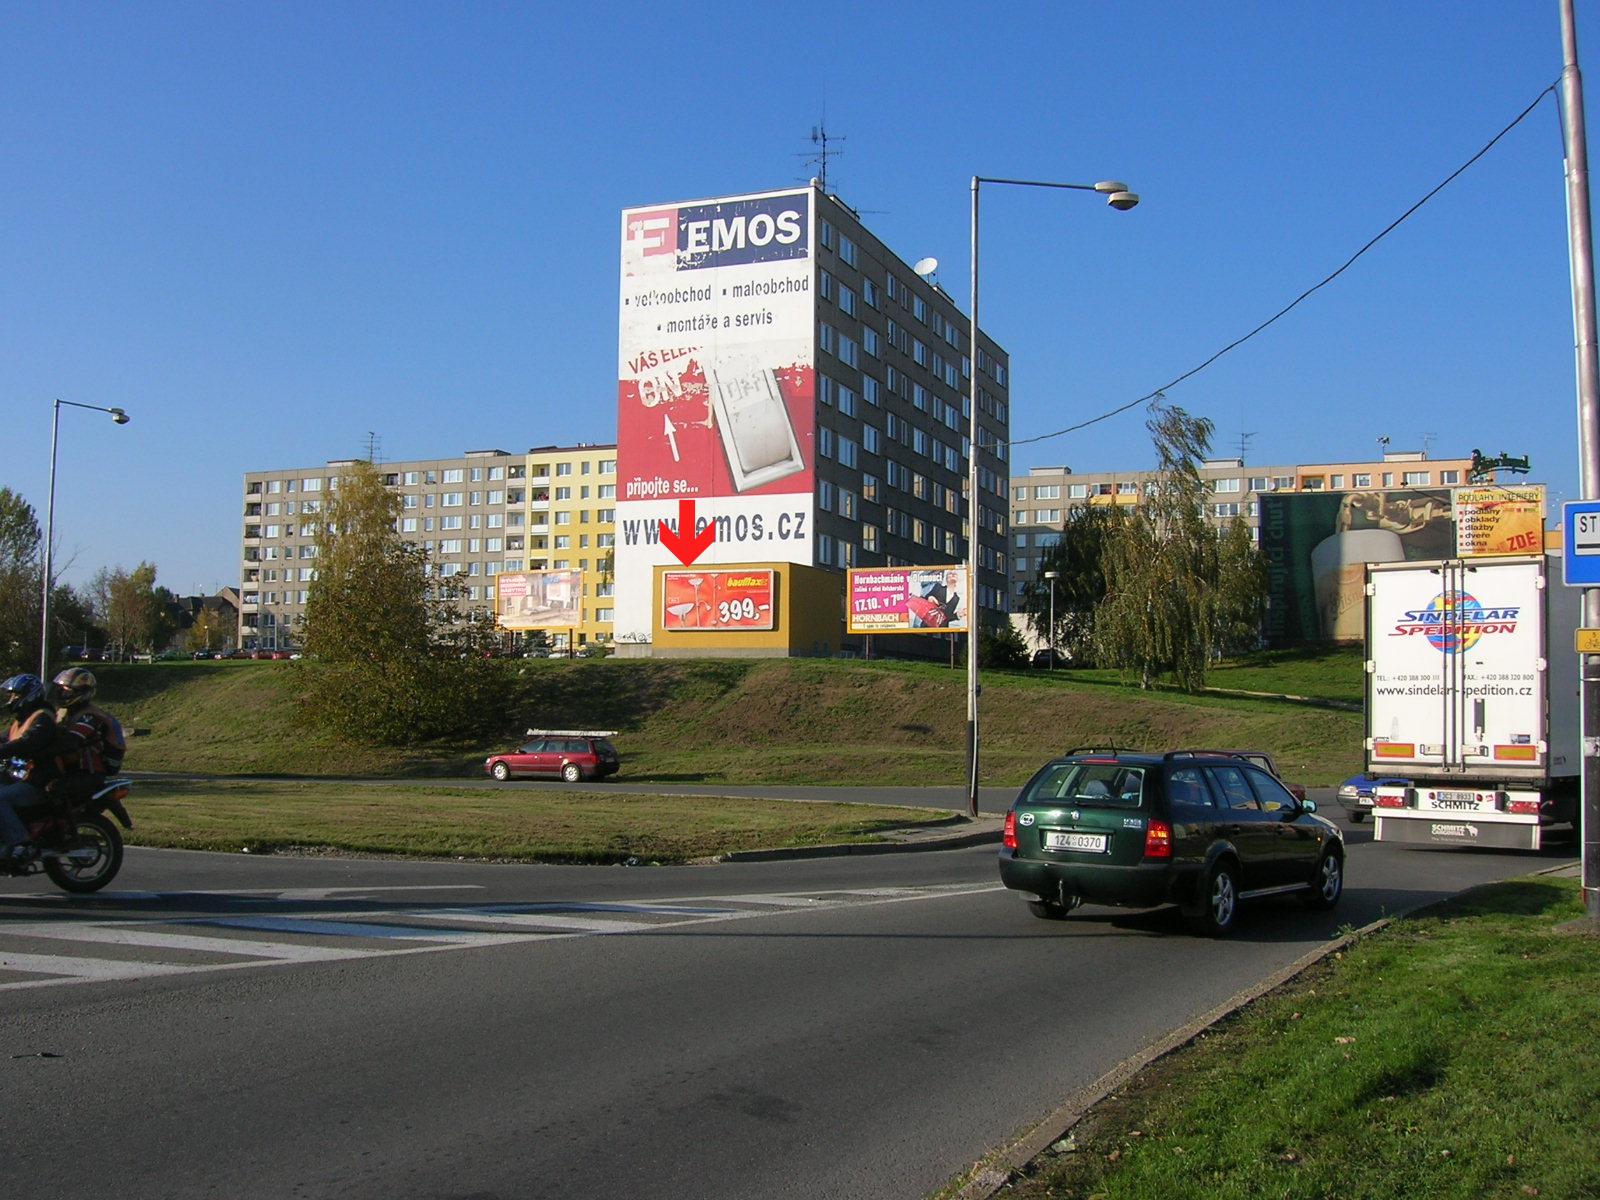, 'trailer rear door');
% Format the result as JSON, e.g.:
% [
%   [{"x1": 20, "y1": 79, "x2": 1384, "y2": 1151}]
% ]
[{"x1": 1366, "y1": 557, "x2": 1547, "y2": 777}]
